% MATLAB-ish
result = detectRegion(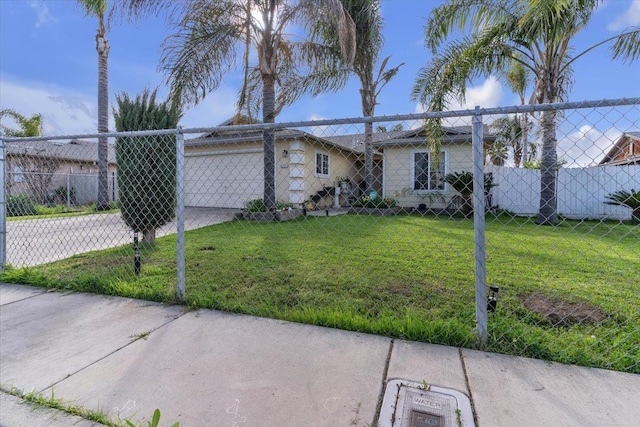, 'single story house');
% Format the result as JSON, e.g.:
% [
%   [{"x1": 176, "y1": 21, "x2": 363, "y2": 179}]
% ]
[
  {"x1": 184, "y1": 119, "x2": 382, "y2": 209},
  {"x1": 184, "y1": 119, "x2": 493, "y2": 210},
  {"x1": 349, "y1": 125, "x2": 493, "y2": 209},
  {"x1": 598, "y1": 131, "x2": 640, "y2": 166},
  {"x1": 5, "y1": 139, "x2": 117, "y2": 204}
]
